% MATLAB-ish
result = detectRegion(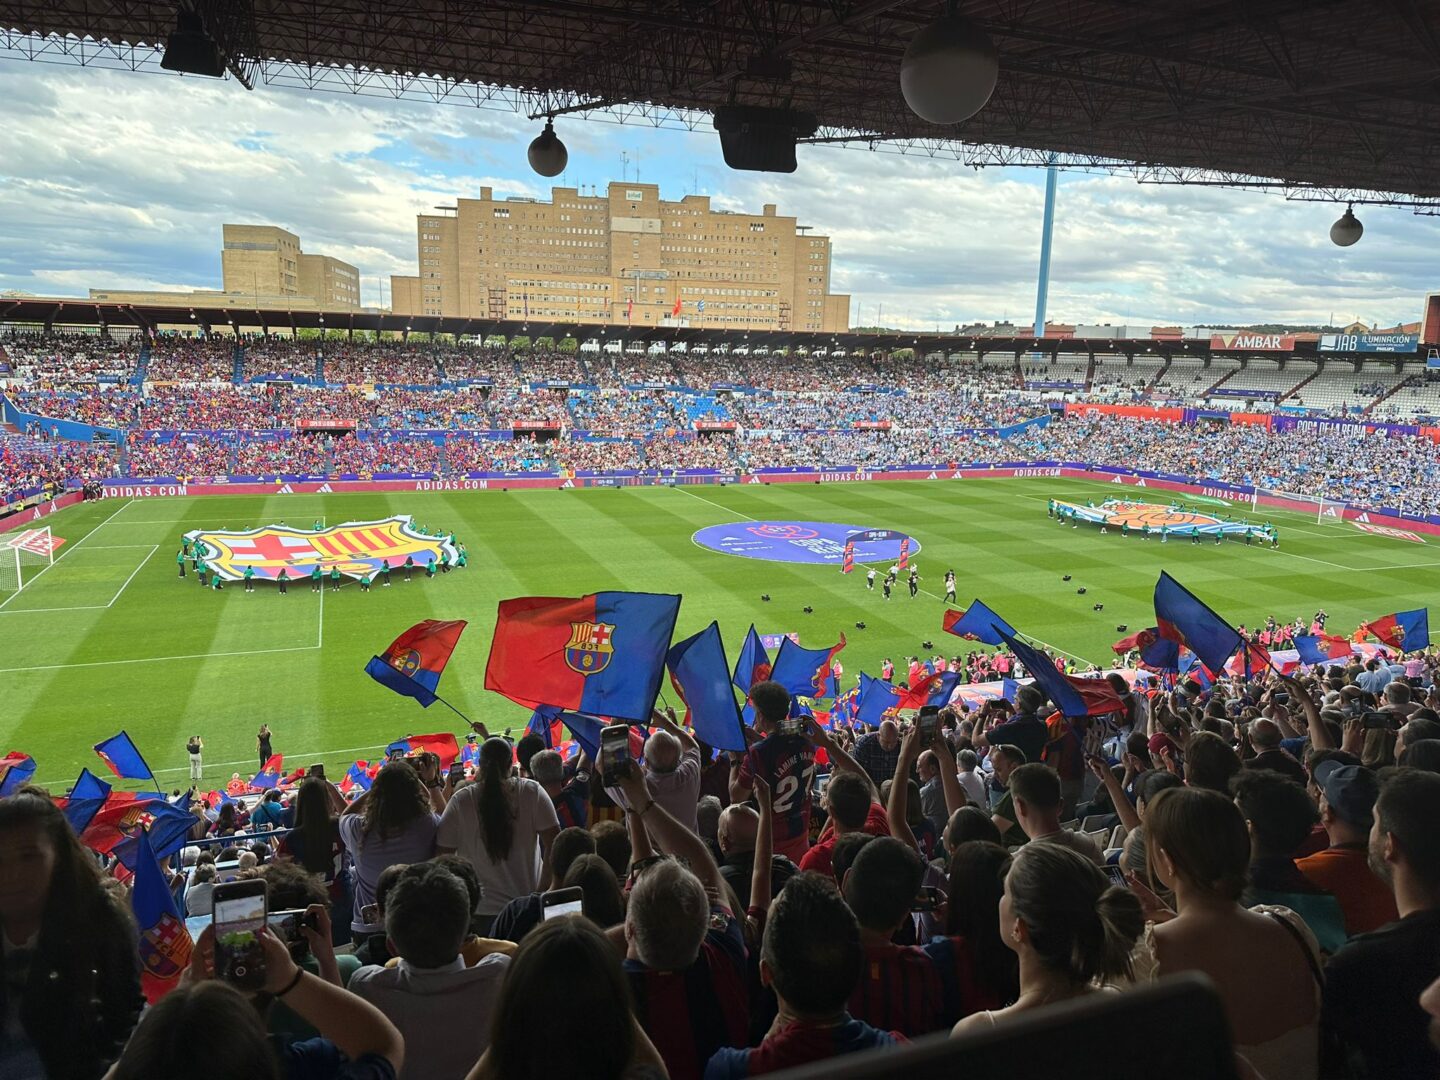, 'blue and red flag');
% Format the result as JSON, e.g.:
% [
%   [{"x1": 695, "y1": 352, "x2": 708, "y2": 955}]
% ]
[
  {"x1": 769, "y1": 633, "x2": 846, "y2": 700},
  {"x1": 856, "y1": 673, "x2": 903, "y2": 726},
  {"x1": 132, "y1": 825, "x2": 193, "y2": 1004},
  {"x1": 1113, "y1": 627, "x2": 1181, "y2": 671},
  {"x1": 1153, "y1": 572, "x2": 1242, "y2": 674},
  {"x1": 111, "y1": 796, "x2": 197, "y2": 871},
  {"x1": 93, "y1": 731, "x2": 154, "y2": 782},
  {"x1": 385, "y1": 733, "x2": 461, "y2": 768},
  {"x1": 460, "y1": 741, "x2": 481, "y2": 768},
  {"x1": 485, "y1": 592, "x2": 681, "y2": 721},
  {"x1": 559, "y1": 714, "x2": 646, "y2": 763},
  {"x1": 79, "y1": 792, "x2": 163, "y2": 855},
  {"x1": 732, "y1": 624, "x2": 772, "y2": 693},
  {"x1": 60, "y1": 768, "x2": 112, "y2": 834},
  {"x1": 365, "y1": 619, "x2": 468, "y2": 708},
  {"x1": 340, "y1": 761, "x2": 375, "y2": 795},
  {"x1": 667, "y1": 621, "x2": 746, "y2": 752},
  {"x1": 942, "y1": 600, "x2": 1017, "y2": 646},
  {"x1": 831, "y1": 684, "x2": 860, "y2": 728},
  {"x1": 251, "y1": 754, "x2": 285, "y2": 790},
  {"x1": 527, "y1": 705, "x2": 565, "y2": 749},
  {"x1": 0, "y1": 752, "x2": 37, "y2": 796},
  {"x1": 996, "y1": 629, "x2": 1124, "y2": 718},
  {"x1": 1363, "y1": 609, "x2": 1429, "y2": 651},
  {"x1": 841, "y1": 542, "x2": 855, "y2": 574},
  {"x1": 898, "y1": 670, "x2": 962, "y2": 710},
  {"x1": 1295, "y1": 633, "x2": 1353, "y2": 665}
]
